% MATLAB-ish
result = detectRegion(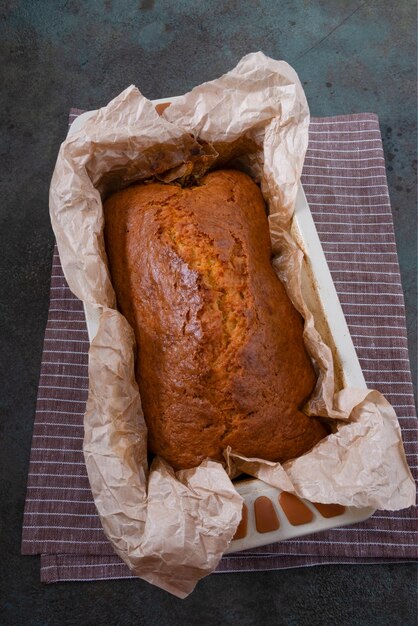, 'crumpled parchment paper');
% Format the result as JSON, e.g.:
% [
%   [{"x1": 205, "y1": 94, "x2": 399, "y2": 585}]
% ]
[{"x1": 49, "y1": 51, "x2": 415, "y2": 598}]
